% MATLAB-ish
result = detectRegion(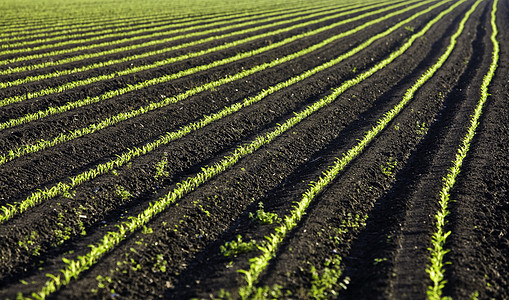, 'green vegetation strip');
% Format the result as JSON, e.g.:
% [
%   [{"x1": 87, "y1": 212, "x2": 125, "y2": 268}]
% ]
[
  {"x1": 426, "y1": 0, "x2": 497, "y2": 299},
  {"x1": 0, "y1": 4, "x2": 337, "y2": 62},
  {"x1": 18, "y1": 2, "x2": 463, "y2": 298},
  {"x1": 233, "y1": 0, "x2": 473, "y2": 298},
  {"x1": 0, "y1": 0, "x2": 434, "y2": 222},
  {"x1": 0, "y1": 0, "x2": 375, "y2": 92},
  {"x1": 0, "y1": 0, "x2": 388, "y2": 76},
  {"x1": 0, "y1": 0, "x2": 419, "y2": 132}
]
